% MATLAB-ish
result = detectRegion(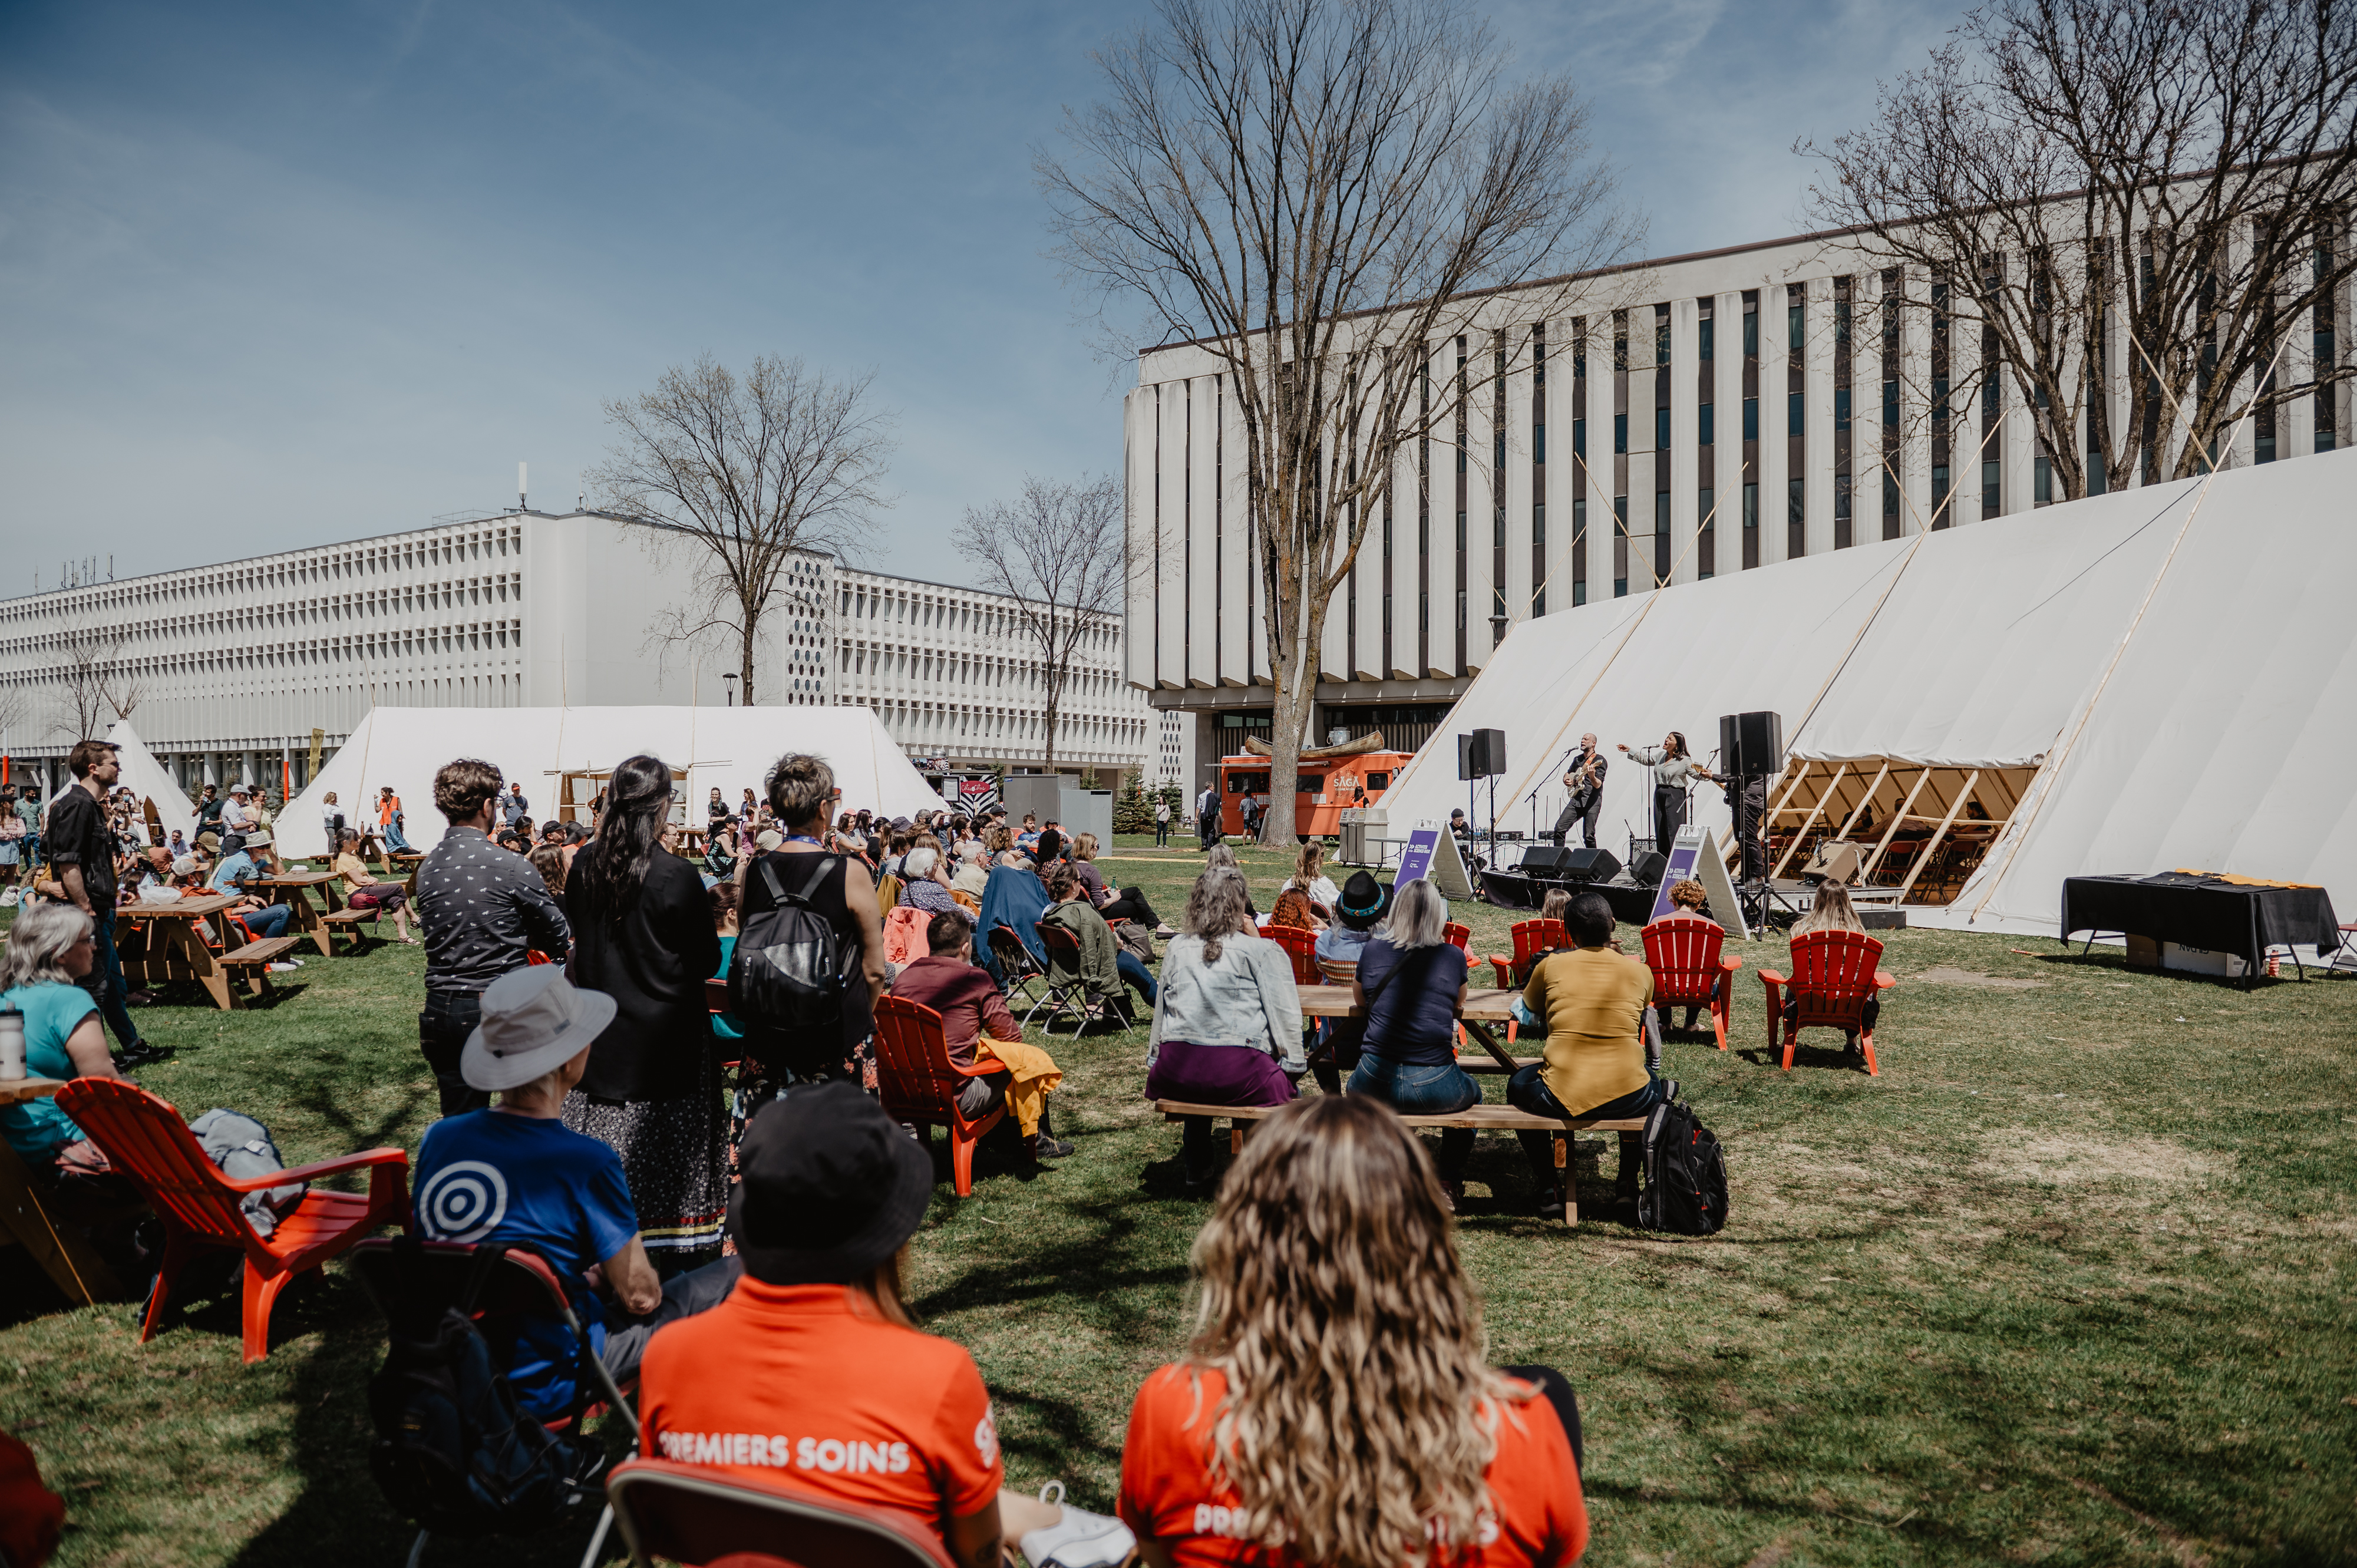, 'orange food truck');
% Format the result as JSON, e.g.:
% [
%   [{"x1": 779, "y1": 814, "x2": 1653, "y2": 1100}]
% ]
[{"x1": 1218, "y1": 745, "x2": 1413, "y2": 840}]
